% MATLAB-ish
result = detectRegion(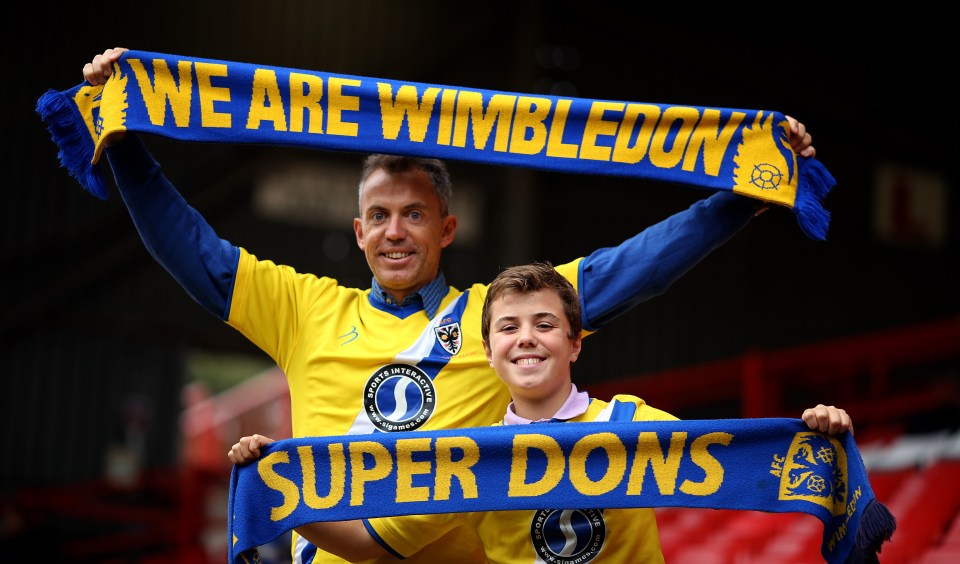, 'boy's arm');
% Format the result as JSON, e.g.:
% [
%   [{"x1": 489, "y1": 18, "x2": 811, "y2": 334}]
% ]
[
  {"x1": 294, "y1": 521, "x2": 390, "y2": 562},
  {"x1": 227, "y1": 435, "x2": 390, "y2": 561}
]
